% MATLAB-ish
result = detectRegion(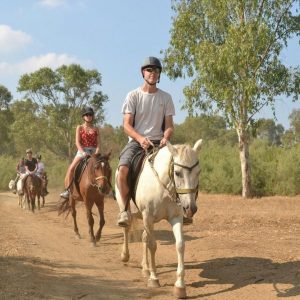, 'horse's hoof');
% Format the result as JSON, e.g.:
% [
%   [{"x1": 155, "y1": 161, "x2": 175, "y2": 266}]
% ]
[
  {"x1": 121, "y1": 252, "x2": 129, "y2": 262},
  {"x1": 147, "y1": 278, "x2": 160, "y2": 288},
  {"x1": 173, "y1": 286, "x2": 187, "y2": 299},
  {"x1": 142, "y1": 269, "x2": 150, "y2": 278},
  {"x1": 75, "y1": 233, "x2": 81, "y2": 239}
]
